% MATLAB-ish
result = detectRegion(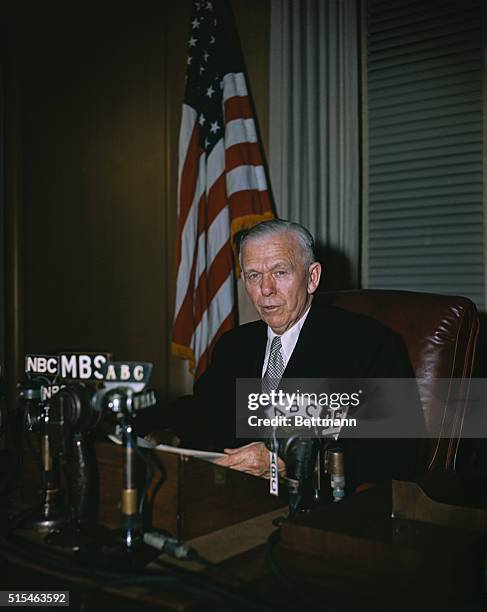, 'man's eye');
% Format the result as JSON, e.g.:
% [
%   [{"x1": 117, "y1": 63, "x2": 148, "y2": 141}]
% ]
[
  {"x1": 247, "y1": 273, "x2": 260, "y2": 281},
  {"x1": 274, "y1": 270, "x2": 287, "y2": 278}
]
